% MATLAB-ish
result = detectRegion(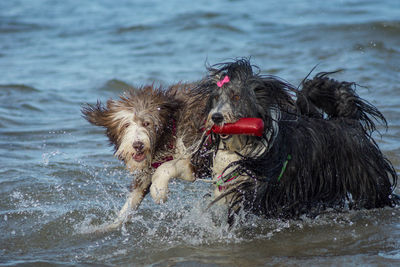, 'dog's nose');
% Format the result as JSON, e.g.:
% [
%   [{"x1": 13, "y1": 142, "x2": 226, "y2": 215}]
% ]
[
  {"x1": 132, "y1": 141, "x2": 144, "y2": 152},
  {"x1": 211, "y1": 113, "x2": 224, "y2": 124}
]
